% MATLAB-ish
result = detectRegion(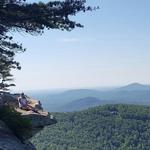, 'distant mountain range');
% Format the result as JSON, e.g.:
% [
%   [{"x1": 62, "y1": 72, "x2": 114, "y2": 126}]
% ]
[{"x1": 27, "y1": 83, "x2": 150, "y2": 112}]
